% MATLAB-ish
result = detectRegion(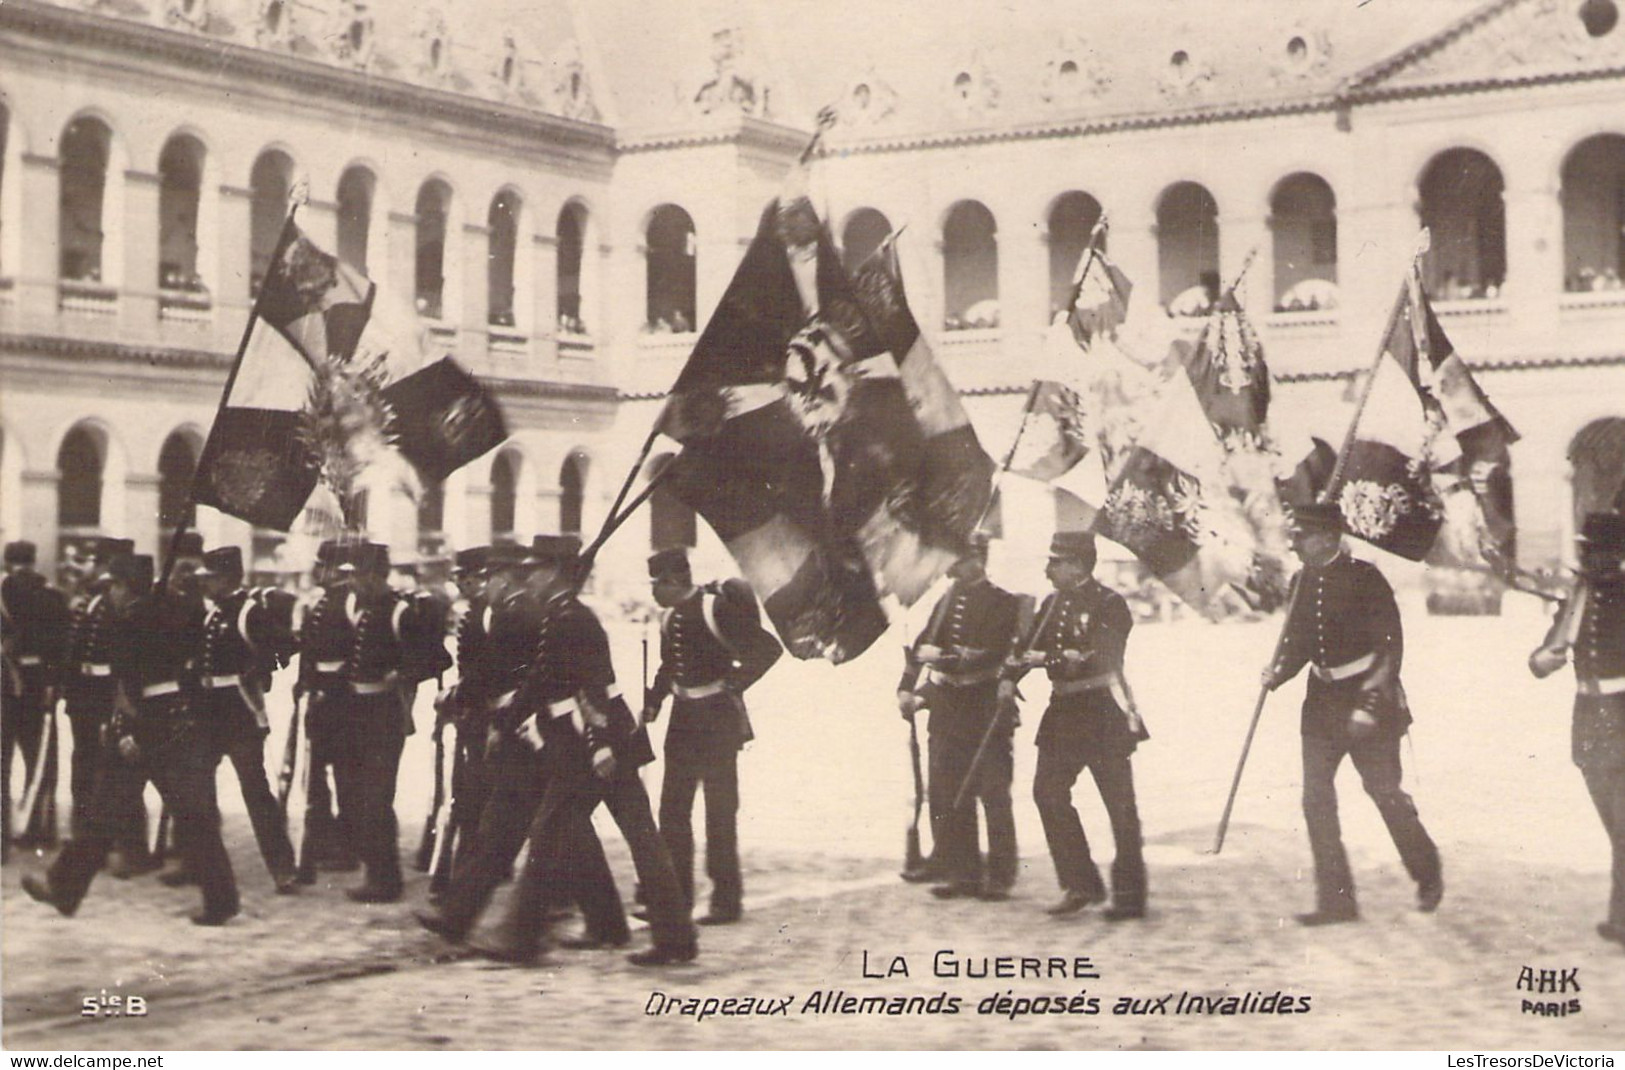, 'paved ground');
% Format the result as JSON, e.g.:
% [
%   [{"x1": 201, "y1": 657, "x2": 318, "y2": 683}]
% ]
[{"x1": 3, "y1": 593, "x2": 1622, "y2": 1049}]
